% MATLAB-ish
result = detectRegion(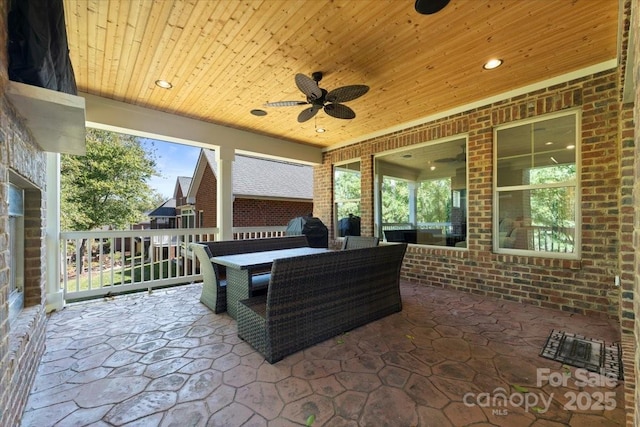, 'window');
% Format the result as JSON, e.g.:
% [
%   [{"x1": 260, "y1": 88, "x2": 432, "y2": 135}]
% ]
[
  {"x1": 334, "y1": 161, "x2": 361, "y2": 238},
  {"x1": 375, "y1": 137, "x2": 467, "y2": 247},
  {"x1": 494, "y1": 111, "x2": 579, "y2": 257},
  {"x1": 181, "y1": 208, "x2": 195, "y2": 228},
  {"x1": 8, "y1": 183, "x2": 24, "y2": 323}
]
